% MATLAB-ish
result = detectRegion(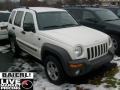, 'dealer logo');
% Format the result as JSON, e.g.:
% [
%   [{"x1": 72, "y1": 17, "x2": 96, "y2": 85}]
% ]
[
  {"x1": 0, "y1": 79, "x2": 21, "y2": 90},
  {"x1": 0, "y1": 72, "x2": 33, "y2": 90},
  {"x1": 21, "y1": 80, "x2": 33, "y2": 90}
]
